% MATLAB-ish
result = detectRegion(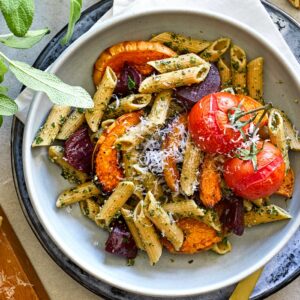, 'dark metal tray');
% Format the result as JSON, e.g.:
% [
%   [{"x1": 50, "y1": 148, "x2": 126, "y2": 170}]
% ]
[{"x1": 11, "y1": 1, "x2": 300, "y2": 298}]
